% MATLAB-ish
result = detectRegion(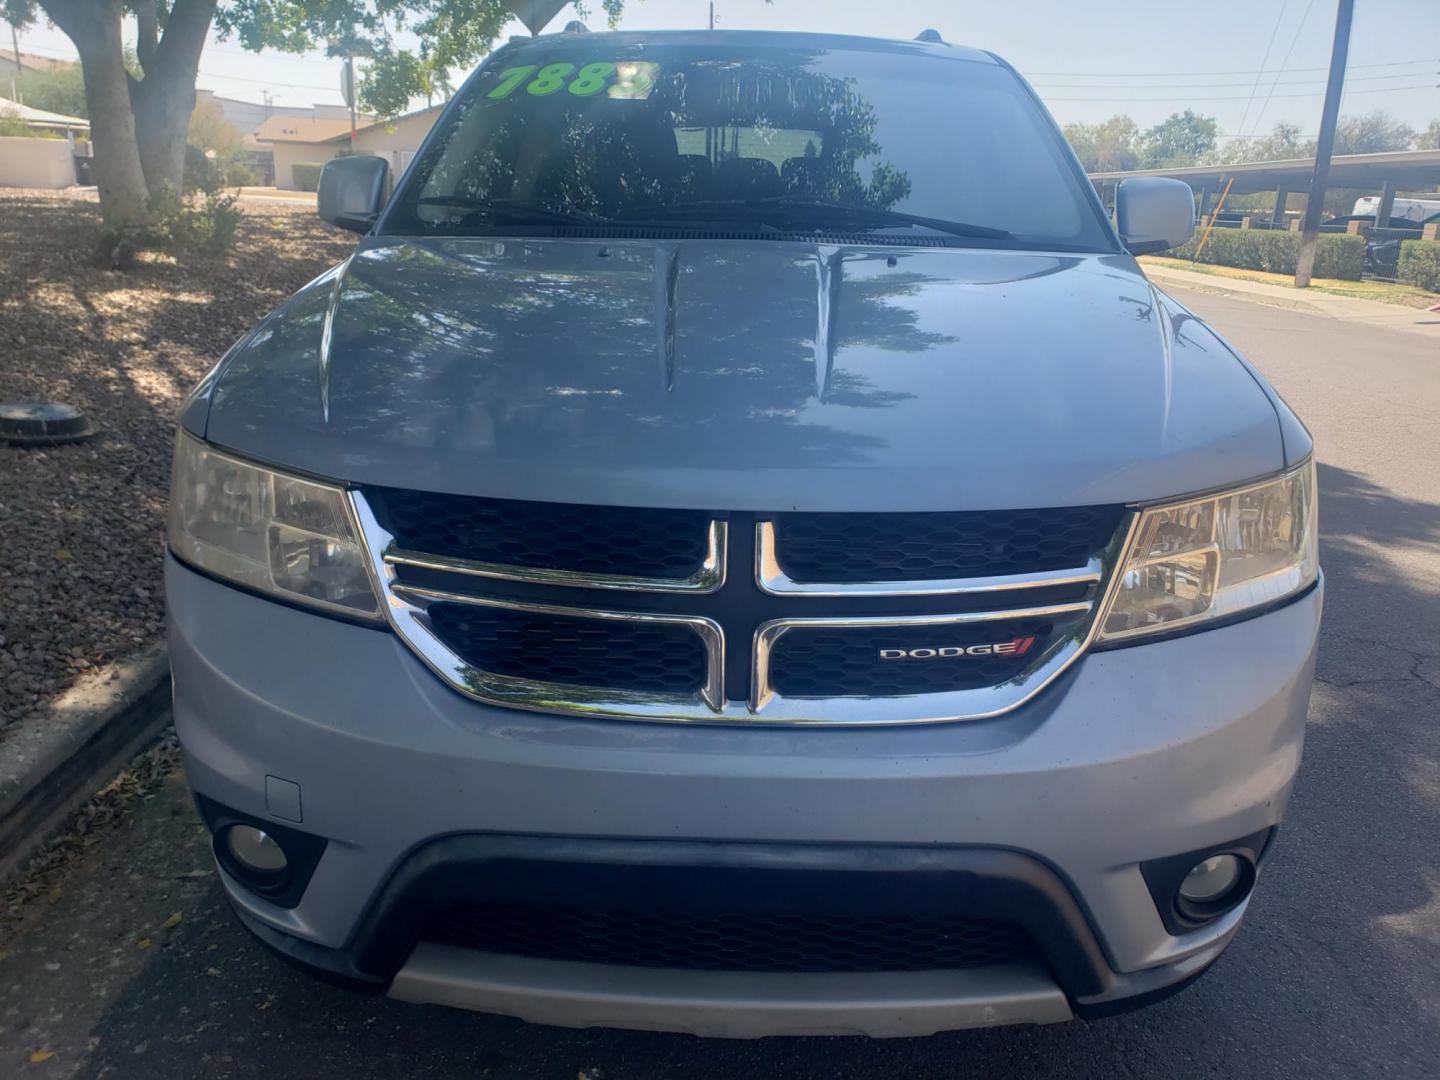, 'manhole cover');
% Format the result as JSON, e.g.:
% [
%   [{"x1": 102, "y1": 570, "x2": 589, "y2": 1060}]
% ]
[{"x1": 0, "y1": 401, "x2": 96, "y2": 446}]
